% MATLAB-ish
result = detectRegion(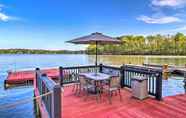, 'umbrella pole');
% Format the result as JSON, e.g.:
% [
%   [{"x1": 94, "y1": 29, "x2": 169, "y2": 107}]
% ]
[{"x1": 95, "y1": 41, "x2": 98, "y2": 66}]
